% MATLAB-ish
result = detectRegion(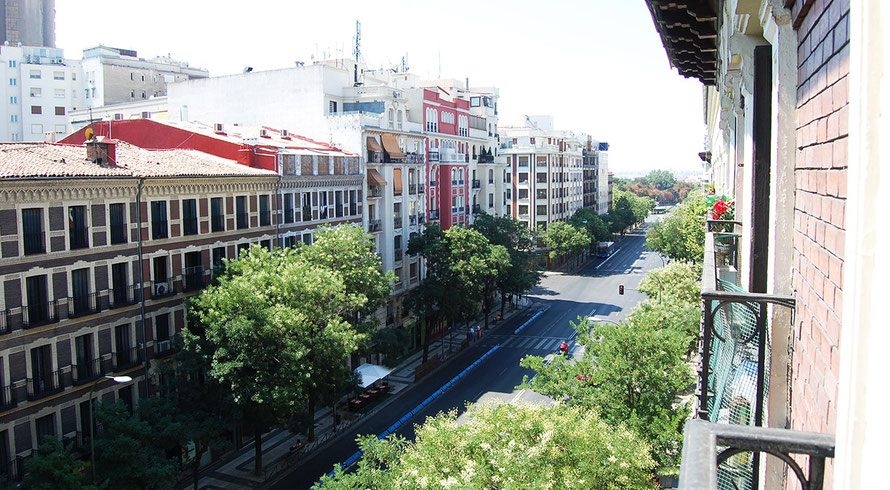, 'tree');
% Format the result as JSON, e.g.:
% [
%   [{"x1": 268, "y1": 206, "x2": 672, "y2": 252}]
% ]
[
  {"x1": 186, "y1": 245, "x2": 368, "y2": 473},
  {"x1": 643, "y1": 169, "x2": 677, "y2": 190},
  {"x1": 408, "y1": 226, "x2": 510, "y2": 361},
  {"x1": 646, "y1": 189, "x2": 707, "y2": 262},
  {"x1": 542, "y1": 221, "x2": 590, "y2": 267},
  {"x1": 320, "y1": 403, "x2": 656, "y2": 489},
  {"x1": 370, "y1": 327, "x2": 408, "y2": 365},
  {"x1": 471, "y1": 213, "x2": 542, "y2": 319},
  {"x1": 92, "y1": 401, "x2": 179, "y2": 489},
  {"x1": 569, "y1": 207, "x2": 611, "y2": 244},
  {"x1": 23, "y1": 437, "x2": 96, "y2": 490}
]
